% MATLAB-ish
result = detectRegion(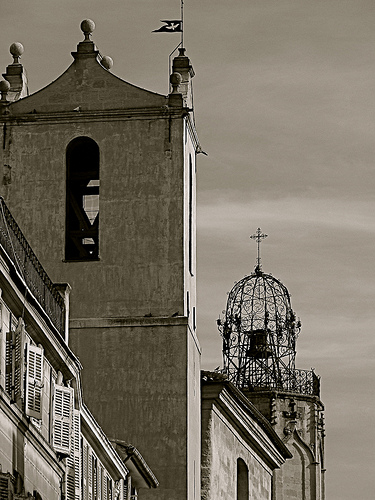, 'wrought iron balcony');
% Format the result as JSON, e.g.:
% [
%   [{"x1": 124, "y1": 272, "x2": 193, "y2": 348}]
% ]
[{"x1": 0, "y1": 197, "x2": 65, "y2": 336}]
